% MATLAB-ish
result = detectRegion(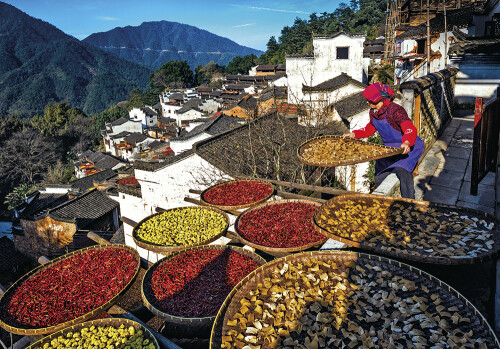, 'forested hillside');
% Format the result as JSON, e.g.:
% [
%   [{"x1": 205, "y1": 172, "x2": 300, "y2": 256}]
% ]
[
  {"x1": 0, "y1": 2, "x2": 151, "y2": 117},
  {"x1": 83, "y1": 21, "x2": 263, "y2": 71},
  {"x1": 260, "y1": 0, "x2": 386, "y2": 64}
]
